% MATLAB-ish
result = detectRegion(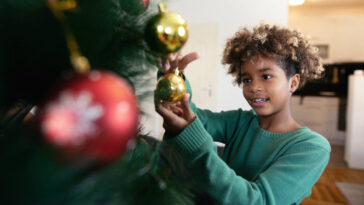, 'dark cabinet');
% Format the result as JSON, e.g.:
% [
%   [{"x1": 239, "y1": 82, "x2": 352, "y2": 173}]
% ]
[{"x1": 294, "y1": 62, "x2": 364, "y2": 97}]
